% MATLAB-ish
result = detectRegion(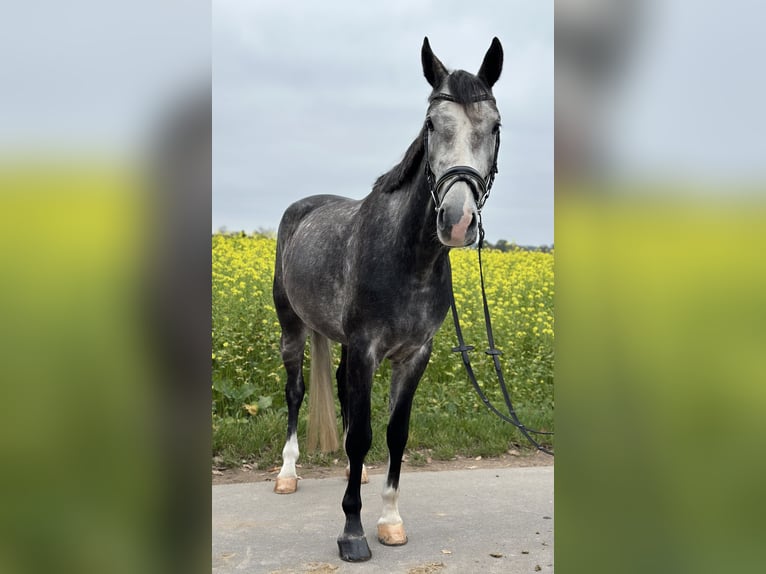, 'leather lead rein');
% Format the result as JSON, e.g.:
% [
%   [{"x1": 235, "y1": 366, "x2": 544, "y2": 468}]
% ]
[{"x1": 448, "y1": 219, "x2": 554, "y2": 456}]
